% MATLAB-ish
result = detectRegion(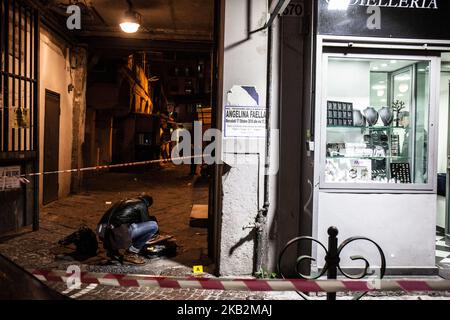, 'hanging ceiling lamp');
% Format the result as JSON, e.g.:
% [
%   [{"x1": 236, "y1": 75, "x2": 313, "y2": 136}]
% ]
[{"x1": 120, "y1": 0, "x2": 141, "y2": 33}]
